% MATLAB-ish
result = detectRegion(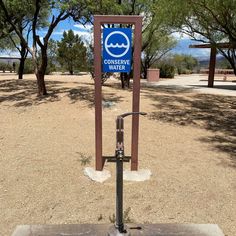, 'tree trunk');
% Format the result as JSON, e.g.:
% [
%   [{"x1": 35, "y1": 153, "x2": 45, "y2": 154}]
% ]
[
  {"x1": 69, "y1": 70, "x2": 73, "y2": 75},
  {"x1": 35, "y1": 48, "x2": 48, "y2": 96},
  {"x1": 120, "y1": 72, "x2": 130, "y2": 89},
  {"x1": 126, "y1": 73, "x2": 130, "y2": 88},
  {"x1": 120, "y1": 72, "x2": 125, "y2": 89},
  {"x1": 229, "y1": 60, "x2": 236, "y2": 75},
  {"x1": 143, "y1": 67, "x2": 148, "y2": 79},
  {"x1": 219, "y1": 48, "x2": 236, "y2": 75},
  {"x1": 17, "y1": 42, "x2": 28, "y2": 79},
  {"x1": 36, "y1": 71, "x2": 47, "y2": 95},
  {"x1": 18, "y1": 57, "x2": 25, "y2": 80},
  {"x1": 142, "y1": 57, "x2": 150, "y2": 80}
]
